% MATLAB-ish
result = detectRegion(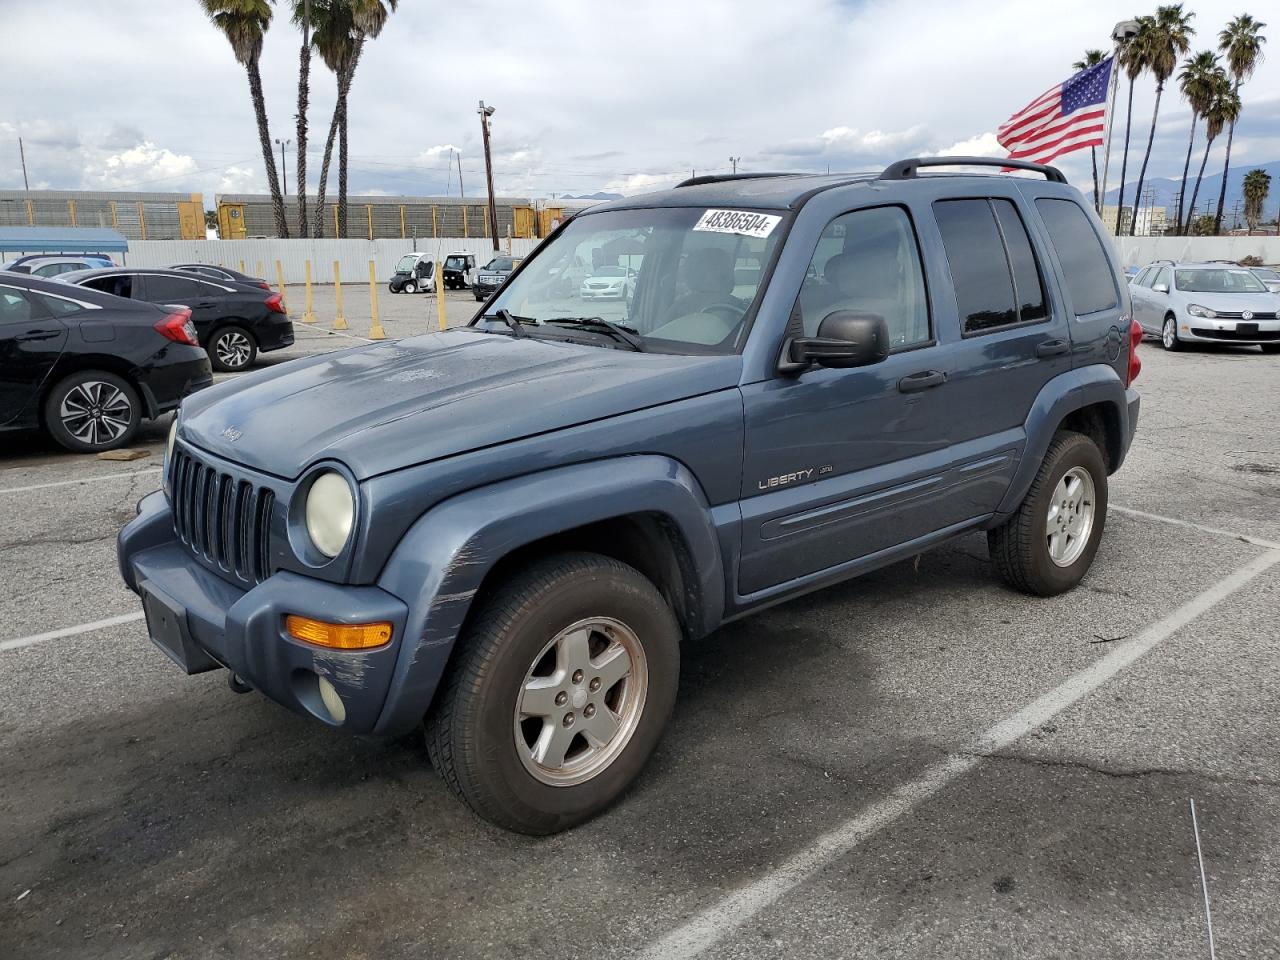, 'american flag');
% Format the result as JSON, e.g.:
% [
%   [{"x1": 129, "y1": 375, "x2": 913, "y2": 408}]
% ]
[{"x1": 998, "y1": 56, "x2": 1113, "y2": 165}]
